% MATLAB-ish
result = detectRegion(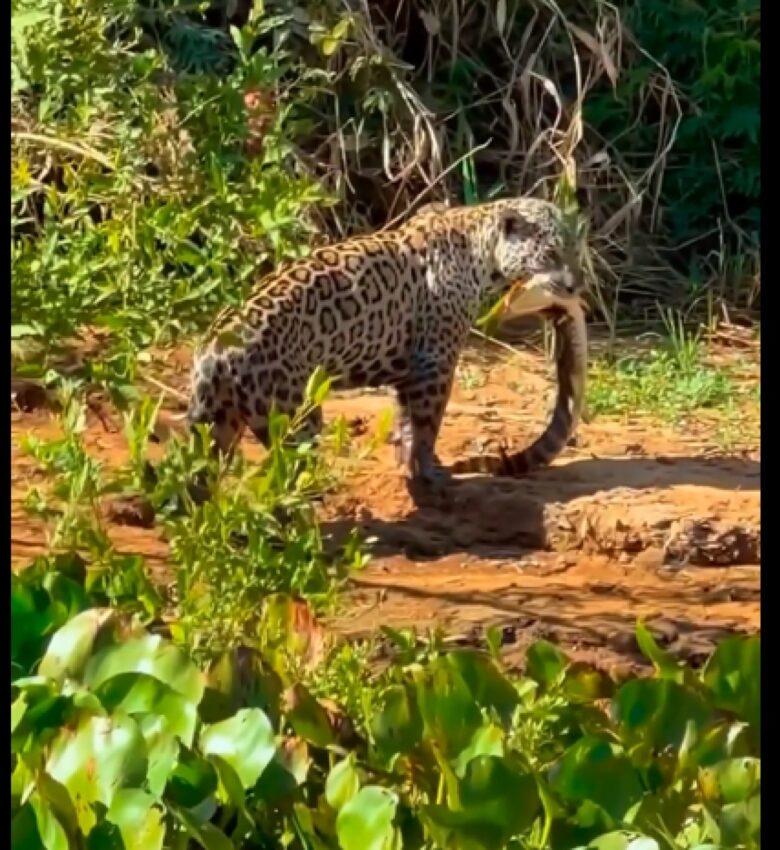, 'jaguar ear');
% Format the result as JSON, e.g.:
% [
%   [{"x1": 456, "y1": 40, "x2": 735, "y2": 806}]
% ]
[{"x1": 500, "y1": 210, "x2": 536, "y2": 241}]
